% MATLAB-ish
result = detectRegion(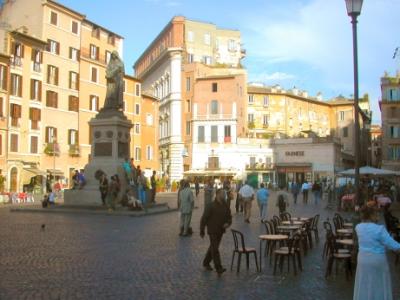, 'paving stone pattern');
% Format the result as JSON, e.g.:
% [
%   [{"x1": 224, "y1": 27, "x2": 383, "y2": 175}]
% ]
[{"x1": 1, "y1": 191, "x2": 399, "y2": 300}]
